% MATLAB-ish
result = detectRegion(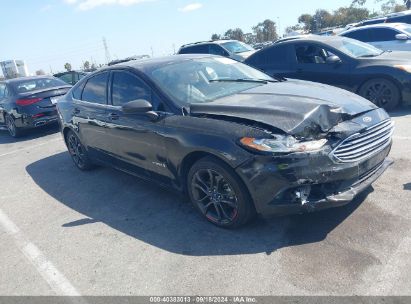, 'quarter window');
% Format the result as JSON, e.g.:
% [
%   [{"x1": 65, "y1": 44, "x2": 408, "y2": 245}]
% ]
[
  {"x1": 81, "y1": 72, "x2": 108, "y2": 104},
  {"x1": 111, "y1": 72, "x2": 151, "y2": 106}
]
